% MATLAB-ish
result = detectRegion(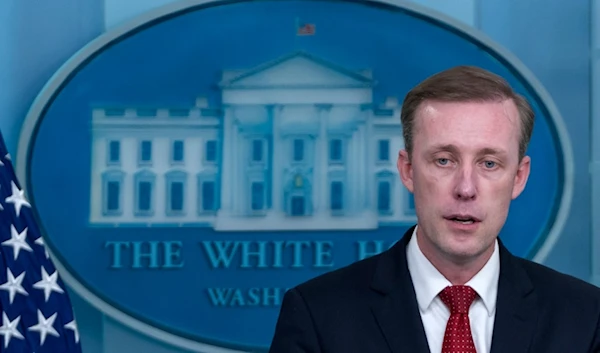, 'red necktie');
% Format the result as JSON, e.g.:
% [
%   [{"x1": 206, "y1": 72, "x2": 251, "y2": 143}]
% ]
[{"x1": 439, "y1": 285, "x2": 478, "y2": 353}]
